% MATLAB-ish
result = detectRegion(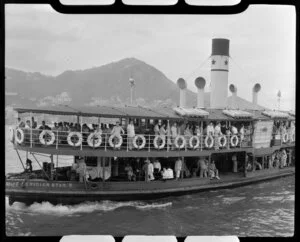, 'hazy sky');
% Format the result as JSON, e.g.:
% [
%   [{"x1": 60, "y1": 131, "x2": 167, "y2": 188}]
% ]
[{"x1": 5, "y1": 4, "x2": 295, "y2": 110}]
